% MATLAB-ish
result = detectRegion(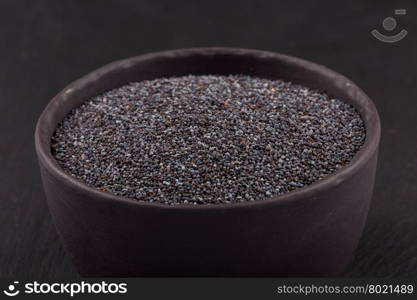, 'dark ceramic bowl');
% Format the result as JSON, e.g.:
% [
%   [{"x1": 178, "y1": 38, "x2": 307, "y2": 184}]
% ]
[{"x1": 35, "y1": 48, "x2": 380, "y2": 277}]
